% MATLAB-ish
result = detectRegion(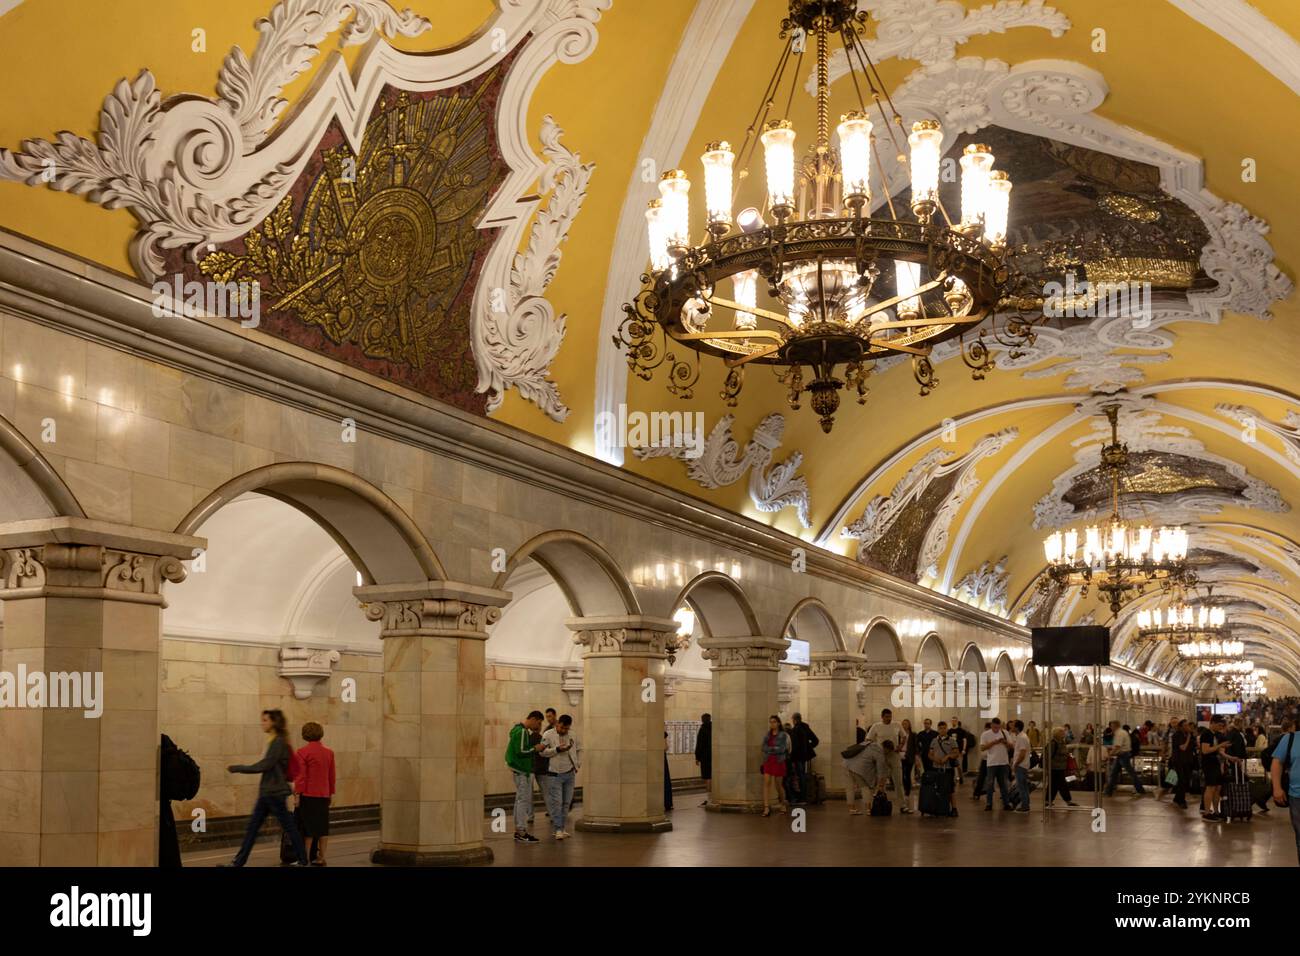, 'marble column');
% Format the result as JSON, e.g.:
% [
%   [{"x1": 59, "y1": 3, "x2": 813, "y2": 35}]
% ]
[
  {"x1": 568, "y1": 615, "x2": 678, "y2": 833},
  {"x1": 699, "y1": 635, "x2": 788, "y2": 812},
  {"x1": 358, "y1": 581, "x2": 511, "y2": 866},
  {"x1": 799, "y1": 652, "x2": 865, "y2": 797},
  {"x1": 0, "y1": 517, "x2": 202, "y2": 866}
]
